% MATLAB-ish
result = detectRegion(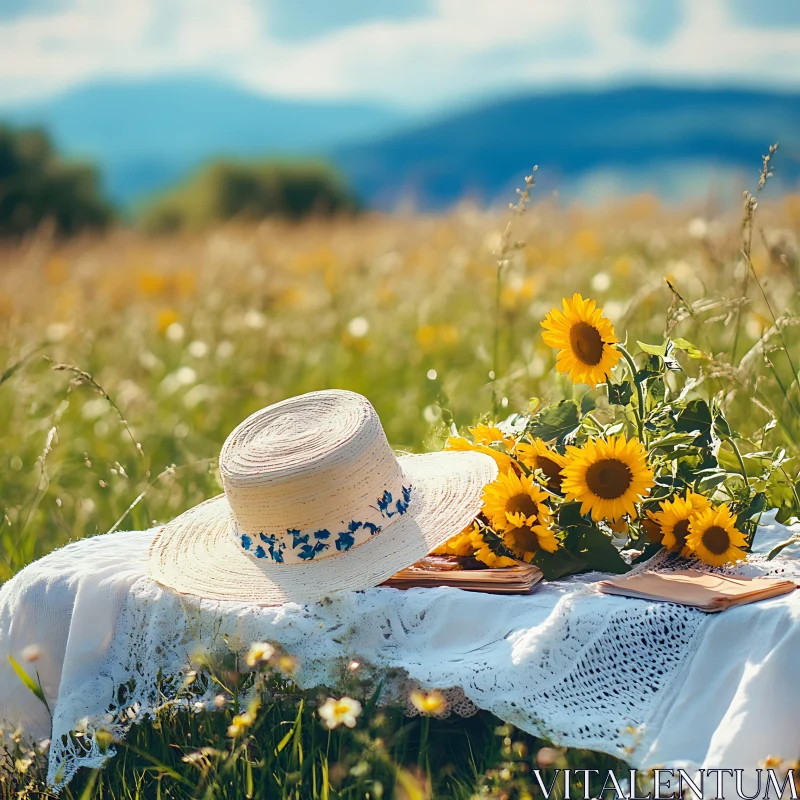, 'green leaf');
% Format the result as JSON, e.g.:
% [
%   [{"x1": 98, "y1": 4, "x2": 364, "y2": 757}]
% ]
[
  {"x1": 649, "y1": 432, "x2": 698, "y2": 449},
  {"x1": 634, "y1": 355, "x2": 663, "y2": 385},
  {"x1": 675, "y1": 399, "x2": 713, "y2": 447},
  {"x1": 526, "y1": 400, "x2": 579, "y2": 444},
  {"x1": 77, "y1": 770, "x2": 100, "y2": 800},
  {"x1": 558, "y1": 502, "x2": 630, "y2": 575},
  {"x1": 275, "y1": 722, "x2": 296, "y2": 755},
  {"x1": 713, "y1": 408, "x2": 732, "y2": 437},
  {"x1": 717, "y1": 448, "x2": 745, "y2": 474},
  {"x1": 695, "y1": 472, "x2": 728, "y2": 494},
  {"x1": 636, "y1": 341, "x2": 668, "y2": 357},
  {"x1": 532, "y1": 547, "x2": 588, "y2": 580},
  {"x1": 671, "y1": 337, "x2": 707, "y2": 360},
  {"x1": 7, "y1": 654, "x2": 49, "y2": 710},
  {"x1": 564, "y1": 524, "x2": 630, "y2": 575},
  {"x1": 558, "y1": 501, "x2": 592, "y2": 529},
  {"x1": 745, "y1": 491, "x2": 766, "y2": 518},
  {"x1": 765, "y1": 472, "x2": 800, "y2": 525},
  {"x1": 647, "y1": 375, "x2": 666, "y2": 404},
  {"x1": 607, "y1": 380, "x2": 633, "y2": 407}
]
